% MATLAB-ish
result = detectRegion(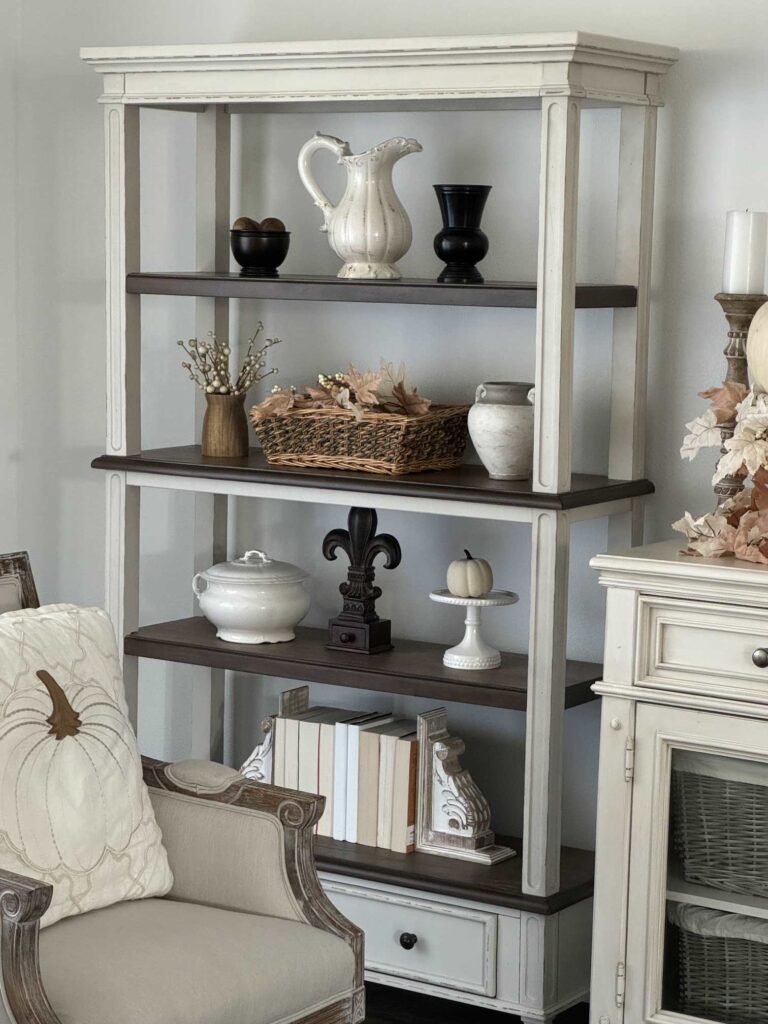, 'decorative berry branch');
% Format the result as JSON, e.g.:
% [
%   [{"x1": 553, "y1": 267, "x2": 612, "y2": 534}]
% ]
[{"x1": 178, "y1": 322, "x2": 281, "y2": 396}]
